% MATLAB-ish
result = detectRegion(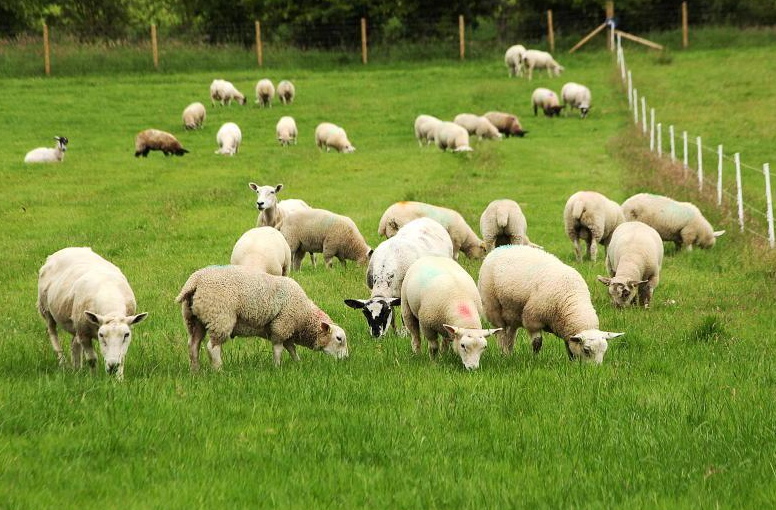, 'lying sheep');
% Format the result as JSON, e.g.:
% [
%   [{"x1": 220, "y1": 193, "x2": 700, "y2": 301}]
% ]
[
  {"x1": 414, "y1": 114, "x2": 443, "y2": 146},
  {"x1": 504, "y1": 44, "x2": 527, "y2": 77},
  {"x1": 215, "y1": 122, "x2": 242, "y2": 156},
  {"x1": 597, "y1": 221, "x2": 664, "y2": 308},
  {"x1": 255, "y1": 79, "x2": 275, "y2": 107},
  {"x1": 564, "y1": 191, "x2": 624, "y2": 262},
  {"x1": 277, "y1": 80, "x2": 295, "y2": 104},
  {"x1": 532, "y1": 88, "x2": 564, "y2": 117},
  {"x1": 134, "y1": 129, "x2": 188, "y2": 157},
  {"x1": 279, "y1": 208, "x2": 372, "y2": 269},
  {"x1": 561, "y1": 82, "x2": 592, "y2": 118},
  {"x1": 210, "y1": 79, "x2": 246, "y2": 106},
  {"x1": 402, "y1": 256, "x2": 500, "y2": 370},
  {"x1": 478, "y1": 245, "x2": 624, "y2": 364},
  {"x1": 176, "y1": 265, "x2": 348, "y2": 370},
  {"x1": 315, "y1": 122, "x2": 355, "y2": 153},
  {"x1": 276, "y1": 116, "x2": 298, "y2": 146},
  {"x1": 453, "y1": 114, "x2": 502, "y2": 140},
  {"x1": 24, "y1": 136, "x2": 68, "y2": 163},
  {"x1": 480, "y1": 199, "x2": 534, "y2": 251},
  {"x1": 621, "y1": 193, "x2": 725, "y2": 250},
  {"x1": 434, "y1": 122, "x2": 473, "y2": 152},
  {"x1": 37, "y1": 247, "x2": 148, "y2": 379},
  {"x1": 182, "y1": 102, "x2": 206, "y2": 130},
  {"x1": 378, "y1": 201, "x2": 486, "y2": 260},
  {"x1": 483, "y1": 111, "x2": 527, "y2": 138},
  {"x1": 230, "y1": 227, "x2": 292, "y2": 276},
  {"x1": 522, "y1": 49, "x2": 564, "y2": 80},
  {"x1": 345, "y1": 218, "x2": 454, "y2": 338}
]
